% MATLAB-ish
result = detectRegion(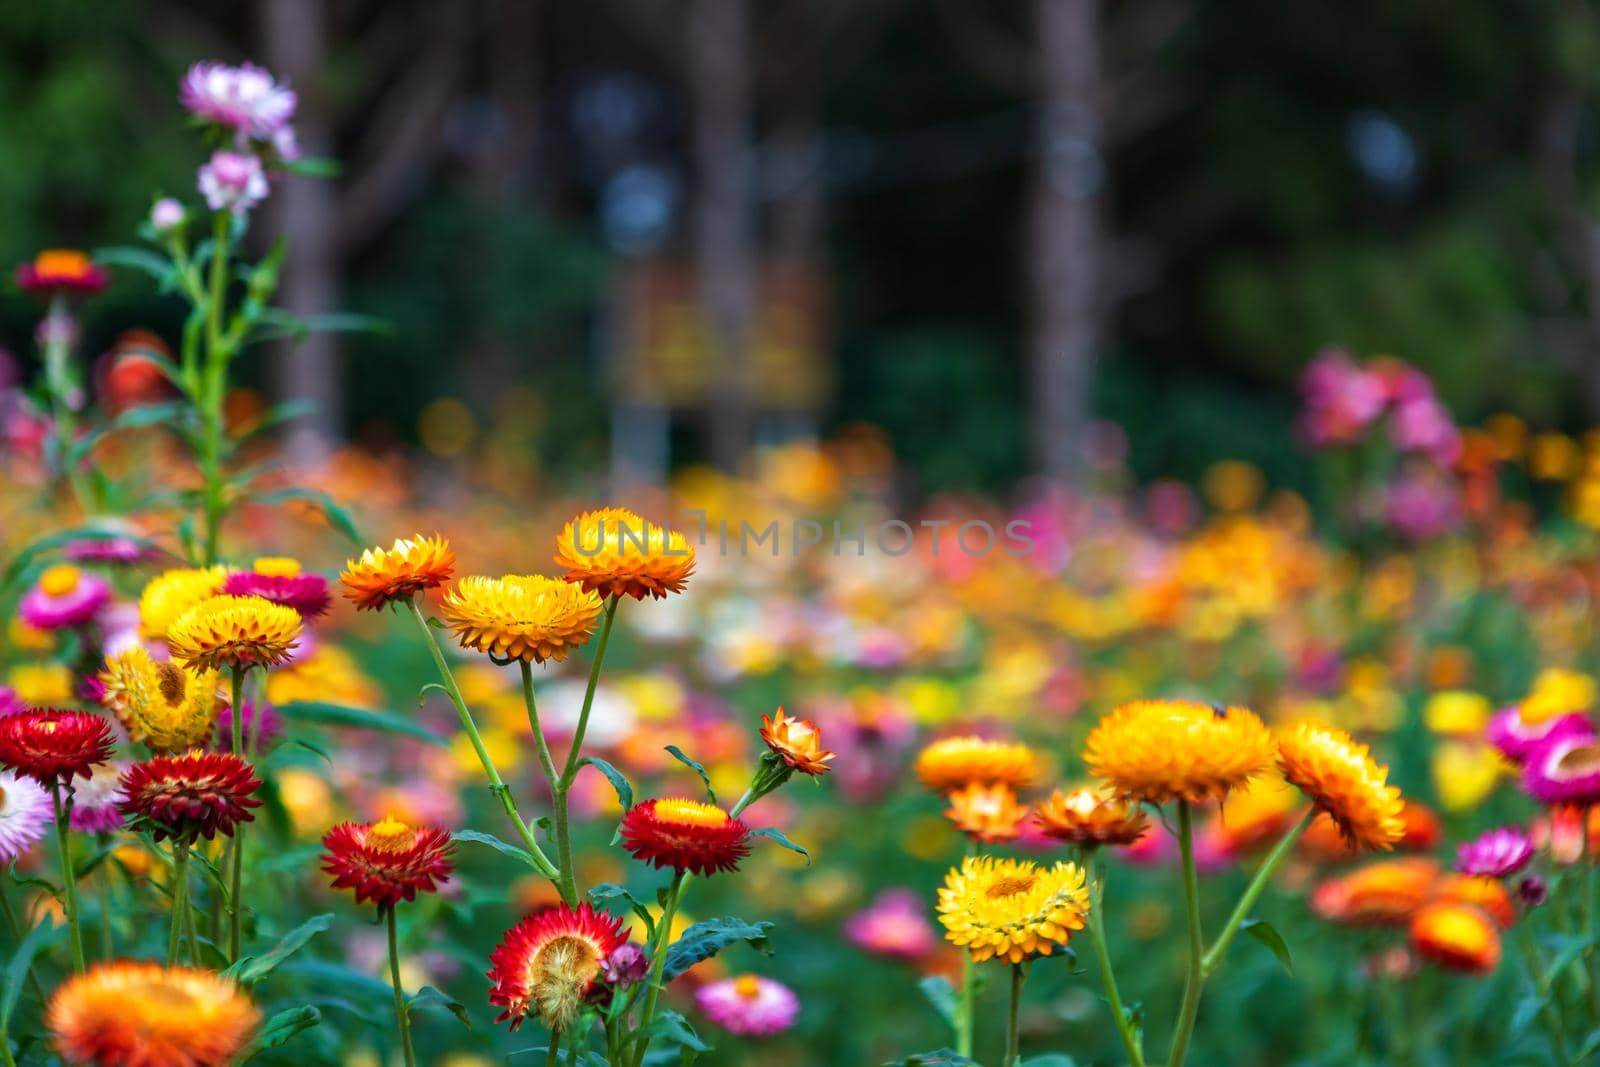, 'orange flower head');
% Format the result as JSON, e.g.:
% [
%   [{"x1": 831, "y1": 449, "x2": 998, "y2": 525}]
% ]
[
  {"x1": 1034, "y1": 786, "x2": 1150, "y2": 847},
  {"x1": 47, "y1": 961, "x2": 260, "y2": 1066},
  {"x1": 340, "y1": 534, "x2": 456, "y2": 611},
  {"x1": 321, "y1": 816, "x2": 455, "y2": 908},
  {"x1": 760, "y1": 708, "x2": 835, "y2": 776},
  {"x1": 1432, "y1": 874, "x2": 1516, "y2": 928},
  {"x1": 1301, "y1": 799, "x2": 1440, "y2": 862},
  {"x1": 441, "y1": 574, "x2": 604, "y2": 664},
  {"x1": 914, "y1": 735, "x2": 1039, "y2": 793},
  {"x1": 1310, "y1": 858, "x2": 1439, "y2": 927},
  {"x1": 1410, "y1": 902, "x2": 1501, "y2": 975},
  {"x1": 487, "y1": 903, "x2": 628, "y2": 1031},
  {"x1": 166, "y1": 595, "x2": 301, "y2": 672},
  {"x1": 1083, "y1": 699, "x2": 1275, "y2": 805},
  {"x1": 944, "y1": 782, "x2": 1030, "y2": 843},
  {"x1": 1216, "y1": 774, "x2": 1305, "y2": 853},
  {"x1": 619, "y1": 798, "x2": 751, "y2": 876},
  {"x1": 1277, "y1": 722, "x2": 1404, "y2": 852},
  {"x1": 553, "y1": 507, "x2": 695, "y2": 601}
]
